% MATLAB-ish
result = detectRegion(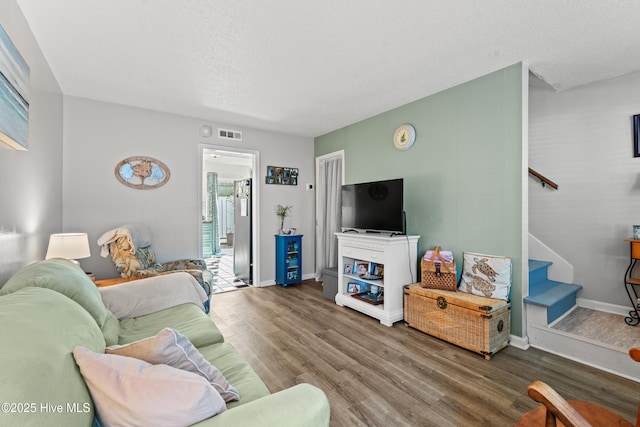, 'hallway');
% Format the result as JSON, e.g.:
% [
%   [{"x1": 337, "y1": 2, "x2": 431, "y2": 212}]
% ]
[{"x1": 206, "y1": 247, "x2": 250, "y2": 294}]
